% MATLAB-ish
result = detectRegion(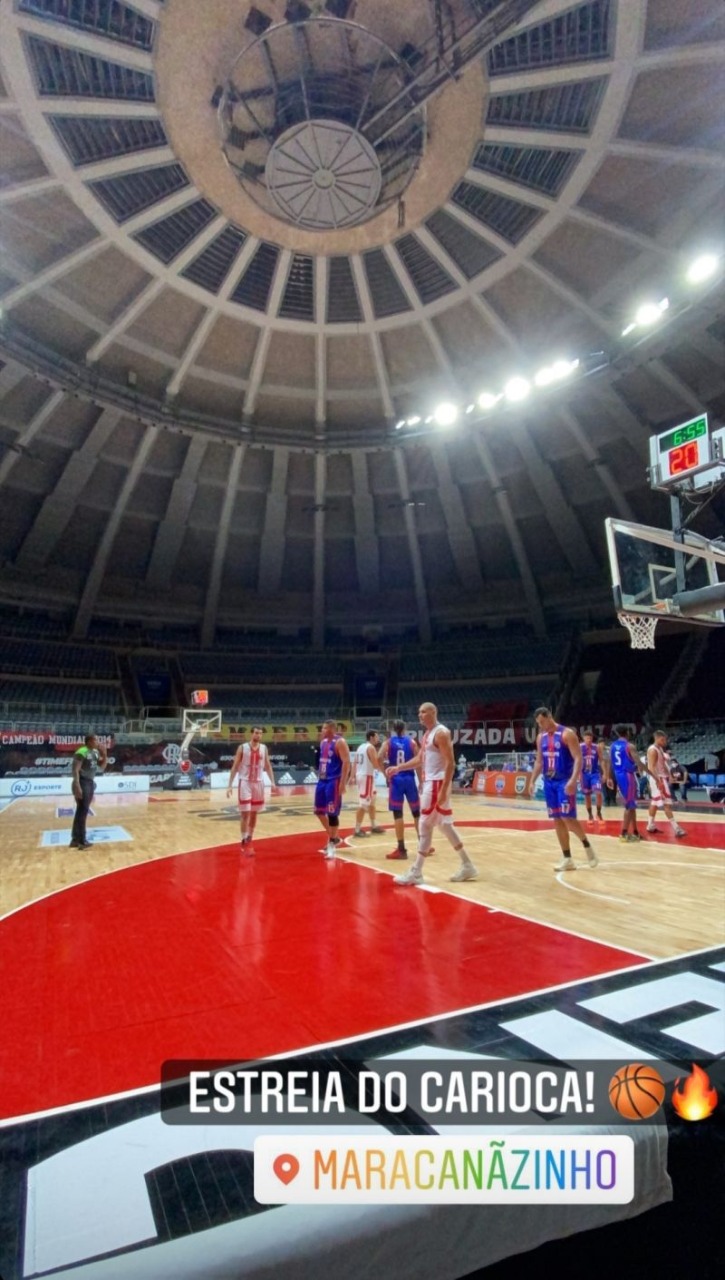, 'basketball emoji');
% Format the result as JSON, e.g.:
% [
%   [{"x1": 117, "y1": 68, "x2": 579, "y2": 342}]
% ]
[{"x1": 609, "y1": 1064, "x2": 666, "y2": 1119}]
